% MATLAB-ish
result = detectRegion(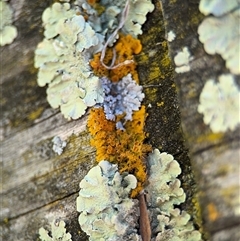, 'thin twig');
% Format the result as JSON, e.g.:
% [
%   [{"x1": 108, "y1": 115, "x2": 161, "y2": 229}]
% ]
[
  {"x1": 138, "y1": 190, "x2": 151, "y2": 241},
  {"x1": 100, "y1": 0, "x2": 134, "y2": 70}
]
